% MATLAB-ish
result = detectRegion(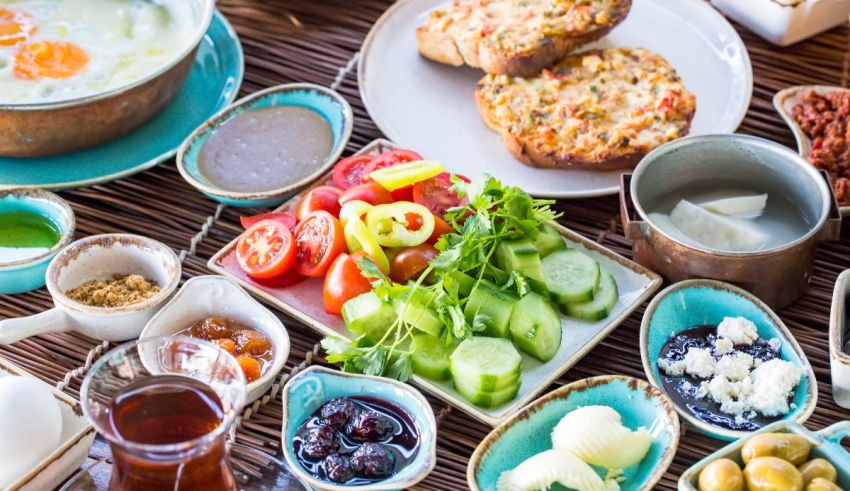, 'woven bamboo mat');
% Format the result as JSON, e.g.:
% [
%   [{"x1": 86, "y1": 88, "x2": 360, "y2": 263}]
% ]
[{"x1": 1, "y1": 1, "x2": 850, "y2": 489}]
